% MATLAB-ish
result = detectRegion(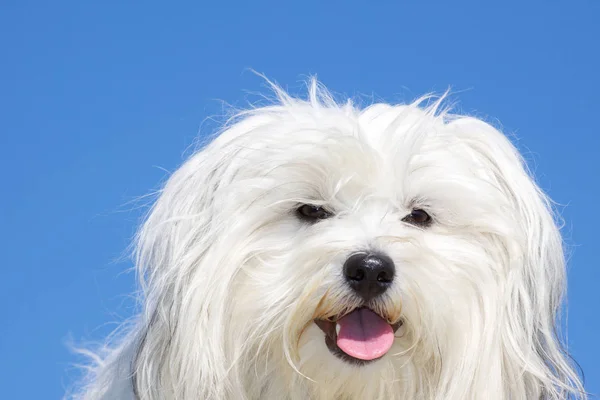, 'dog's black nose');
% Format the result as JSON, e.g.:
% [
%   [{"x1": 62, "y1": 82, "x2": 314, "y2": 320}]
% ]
[{"x1": 343, "y1": 253, "x2": 395, "y2": 301}]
